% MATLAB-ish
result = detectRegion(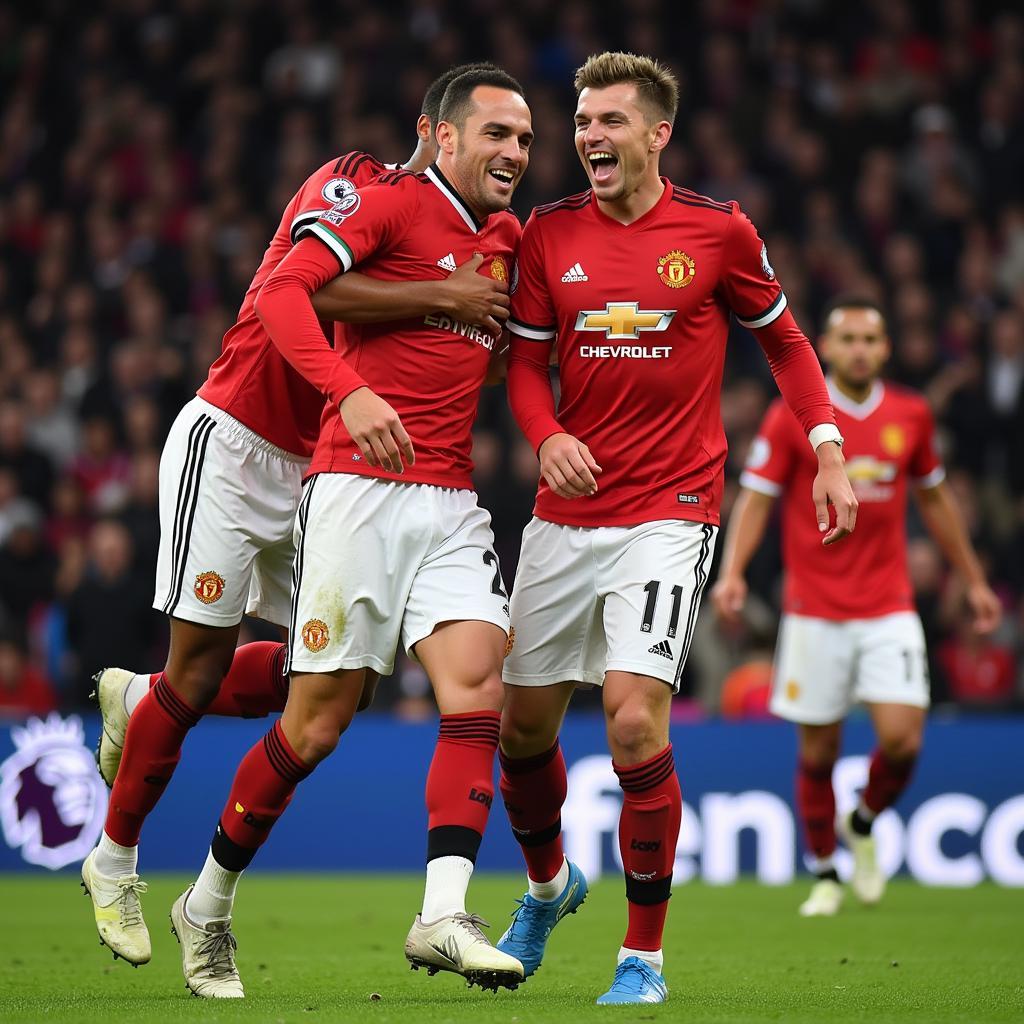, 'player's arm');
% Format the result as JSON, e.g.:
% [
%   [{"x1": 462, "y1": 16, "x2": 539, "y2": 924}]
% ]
[
  {"x1": 506, "y1": 217, "x2": 601, "y2": 499},
  {"x1": 914, "y1": 481, "x2": 1001, "y2": 634},
  {"x1": 720, "y1": 208, "x2": 857, "y2": 545},
  {"x1": 309, "y1": 254, "x2": 510, "y2": 334},
  {"x1": 484, "y1": 334, "x2": 509, "y2": 386},
  {"x1": 711, "y1": 486, "x2": 777, "y2": 624},
  {"x1": 255, "y1": 226, "x2": 413, "y2": 474}
]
